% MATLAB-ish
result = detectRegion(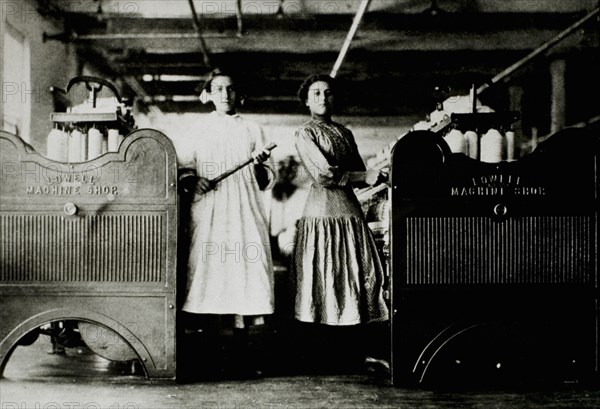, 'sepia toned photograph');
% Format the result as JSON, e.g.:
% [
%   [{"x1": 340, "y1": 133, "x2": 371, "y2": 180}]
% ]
[{"x1": 1, "y1": 1, "x2": 599, "y2": 408}]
